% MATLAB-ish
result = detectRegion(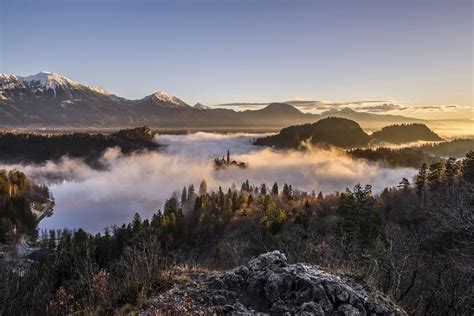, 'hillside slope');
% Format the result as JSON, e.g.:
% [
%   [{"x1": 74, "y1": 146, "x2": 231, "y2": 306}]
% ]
[
  {"x1": 255, "y1": 117, "x2": 371, "y2": 148},
  {"x1": 371, "y1": 123, "x2": 443, "y2": 144}
]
